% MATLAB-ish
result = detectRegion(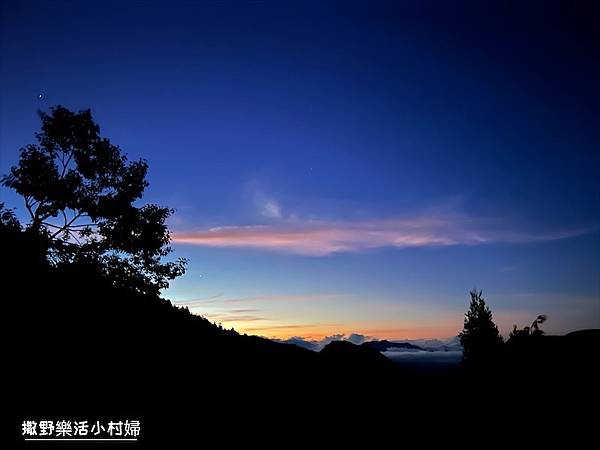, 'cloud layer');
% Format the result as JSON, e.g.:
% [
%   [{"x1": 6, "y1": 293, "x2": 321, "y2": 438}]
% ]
[
  {"x1": 275, "y1": 333, "x2": 370, "y2": 351},
  {"x1": 274, "y1": 333, "x2": 463, "y2": 352},
  {"x1": 172, "y1": 215, "x2": 592, "y2": 256}
]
